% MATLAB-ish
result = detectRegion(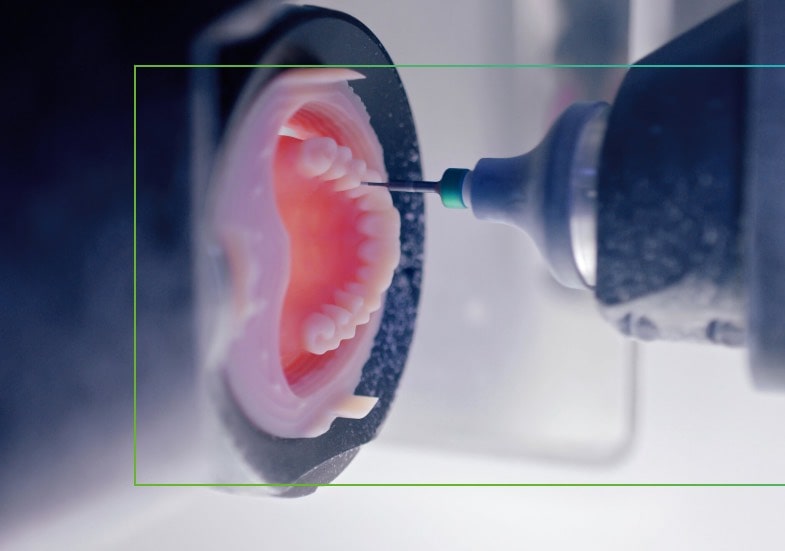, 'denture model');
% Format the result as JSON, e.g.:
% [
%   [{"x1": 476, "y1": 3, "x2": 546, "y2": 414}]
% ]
[{"x1": 208, "y1": 69, "x2": 401, "y2": 439}]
